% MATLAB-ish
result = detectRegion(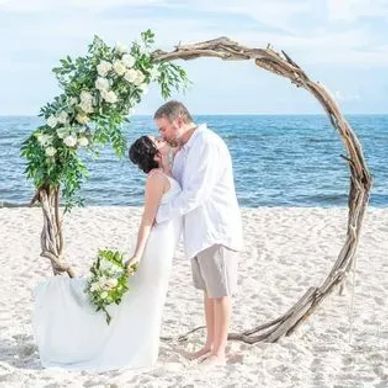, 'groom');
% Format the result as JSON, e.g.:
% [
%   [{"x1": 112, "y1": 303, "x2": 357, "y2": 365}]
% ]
[{"x1": 154, "y1": 100, "x2": 243, "y2": 366}]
